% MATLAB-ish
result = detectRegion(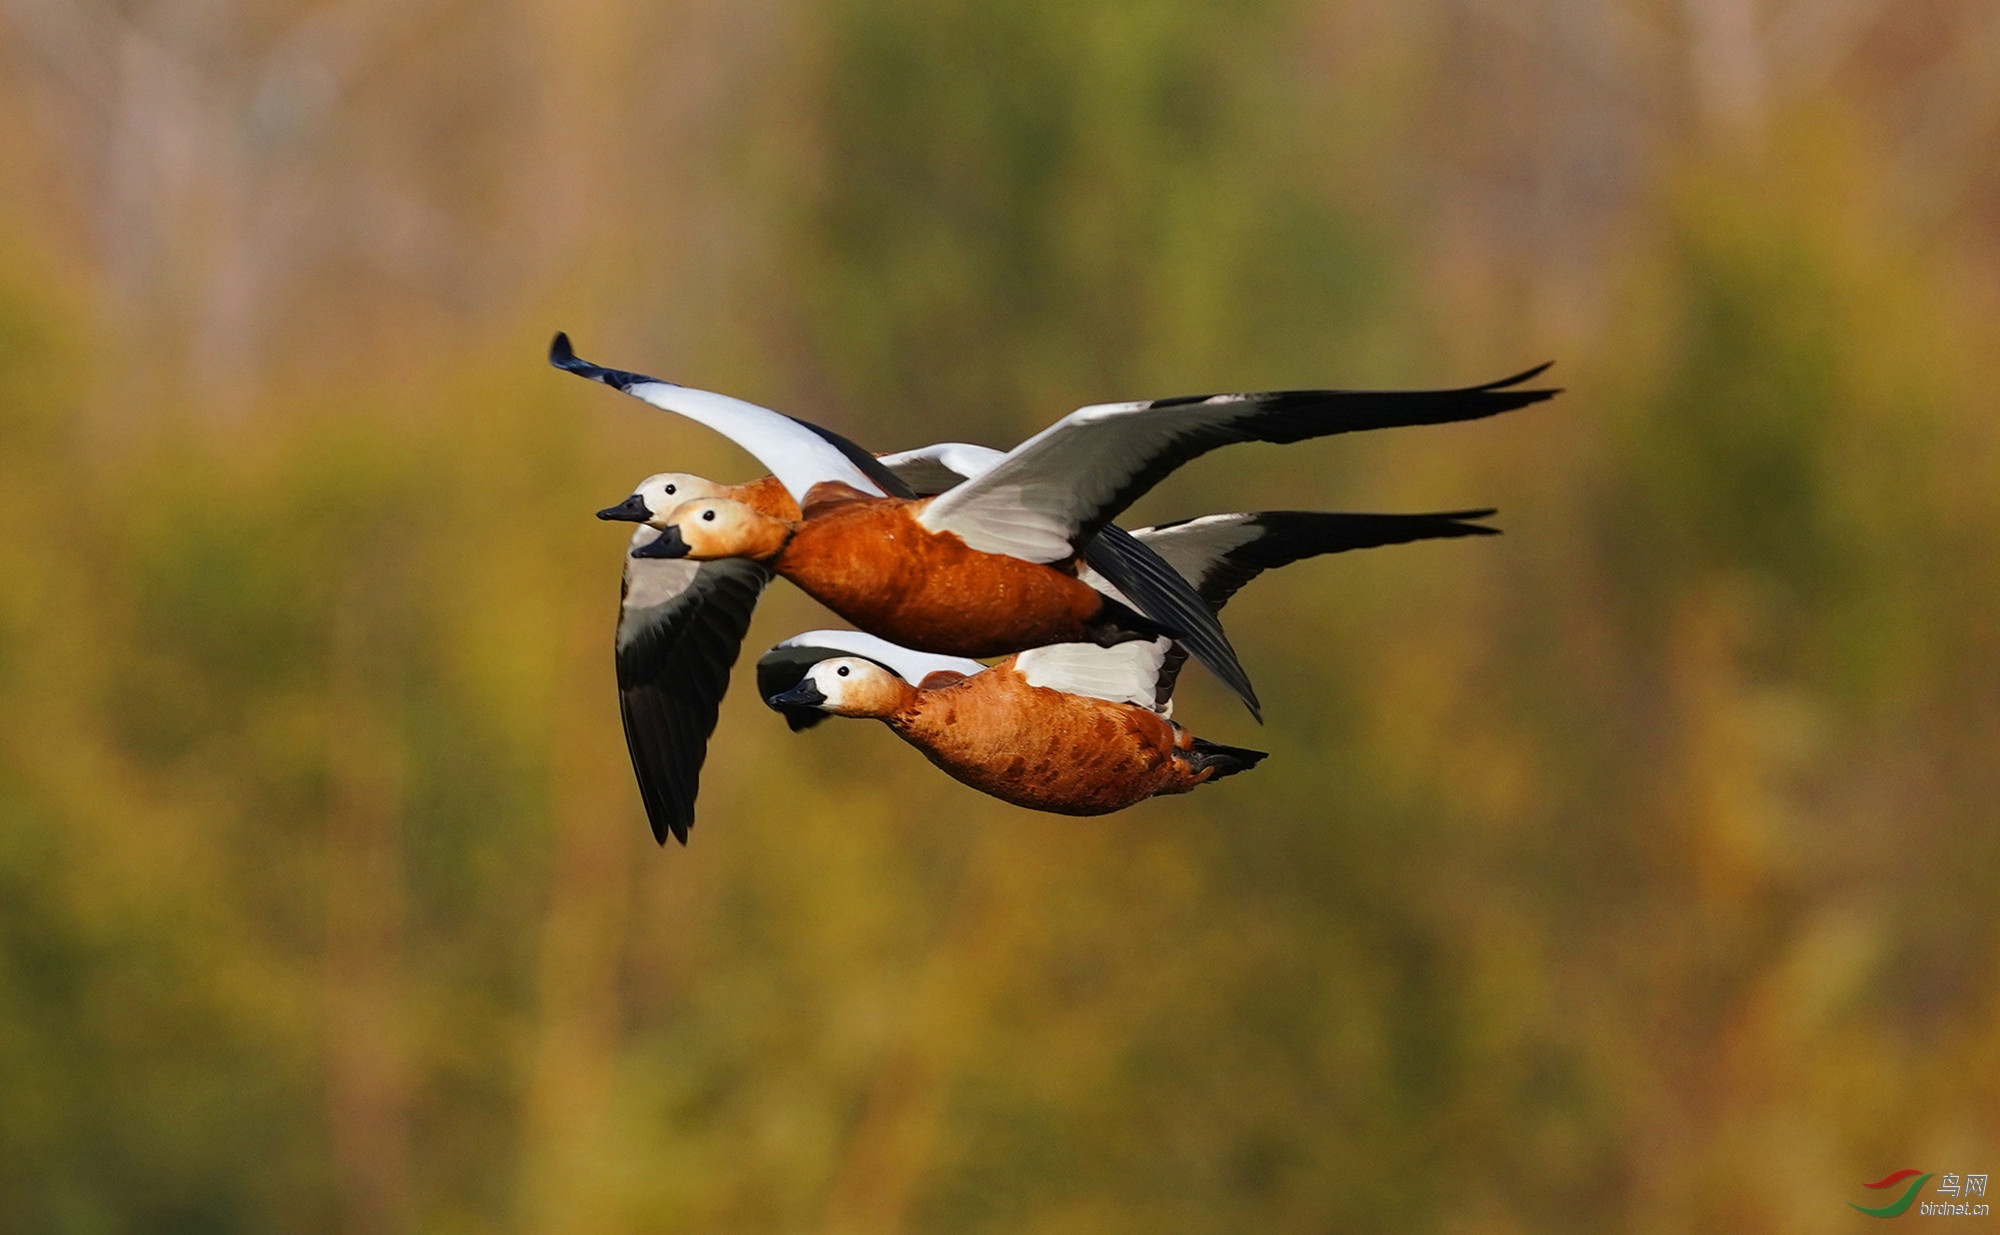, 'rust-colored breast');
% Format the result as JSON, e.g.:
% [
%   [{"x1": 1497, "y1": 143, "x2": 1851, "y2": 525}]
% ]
[
  {"x1": 774, "y1": 499, "x2": 1106, "y2": 658},
  {"x1": 890, "y1": 665, "x2": 1211, "y2": 815}
]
